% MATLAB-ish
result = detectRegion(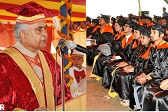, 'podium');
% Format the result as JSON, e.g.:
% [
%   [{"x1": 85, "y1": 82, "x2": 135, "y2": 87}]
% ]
[{"x1": 56, "y1": 93, "x2": 86, "y2": 111}]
